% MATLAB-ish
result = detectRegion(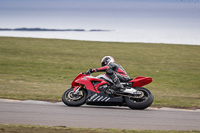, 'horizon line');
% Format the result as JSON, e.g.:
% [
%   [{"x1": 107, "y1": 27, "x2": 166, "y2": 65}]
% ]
[{"x1": 0, "y1": 27, "x2": 112, "y2": 32}]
